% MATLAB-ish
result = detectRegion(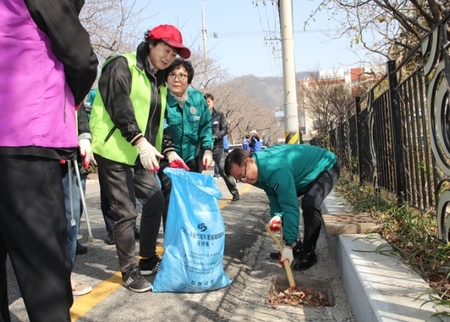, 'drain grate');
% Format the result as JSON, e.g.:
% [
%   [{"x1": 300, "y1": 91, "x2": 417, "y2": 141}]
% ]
[{"x1": 266, "y1": 276, "x2": 335, "y2": 307}]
